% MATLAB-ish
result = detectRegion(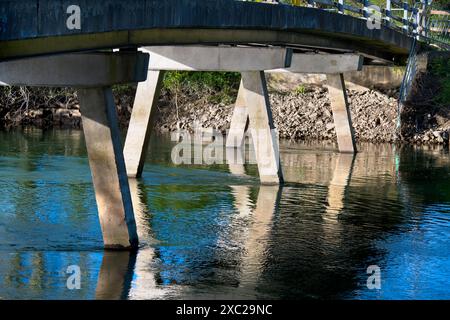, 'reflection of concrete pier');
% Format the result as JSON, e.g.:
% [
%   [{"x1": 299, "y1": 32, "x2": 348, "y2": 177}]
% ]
[
  {"x1": 322, "y1": 153, "x2": 355, "y2": 246},
  {"x1": 238, "y1": 185, "x2": 282, "y2": 291},
  {"x1": 96, "y1": 178, "x2": 166, "y2": 300},
  {"x1": 226, "y1": 161, "x2": 282, "y2": 292},
  {"x1": 325, "y1": 153, "x2": 355, "y2": 217},
  {"x1": 95, "y1": 251, "x2": 137, "y2": 300},
  {"x1": 281, "y1": 143, "x2": 398, "y2": 185}
]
